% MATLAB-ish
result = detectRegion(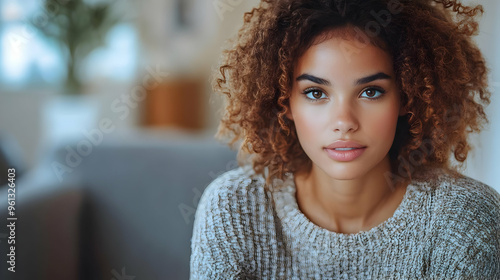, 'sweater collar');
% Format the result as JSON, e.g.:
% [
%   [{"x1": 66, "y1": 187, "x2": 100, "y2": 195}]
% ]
[{"x1": 270, "y1": 171, "x2": 418, "y2": 246}]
